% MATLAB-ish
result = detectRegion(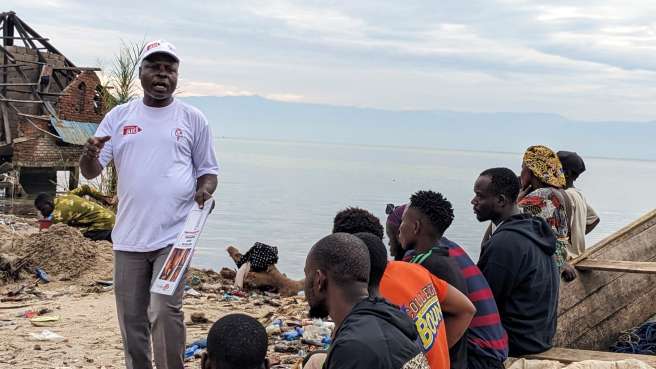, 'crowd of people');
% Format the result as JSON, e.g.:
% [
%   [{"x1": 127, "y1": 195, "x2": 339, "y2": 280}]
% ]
[
  {"x1": 199, "y1": 146, "x2": 599, "y2": 369},
  {"x1": 41, "y1": 39, "x2": 602, "y2": 369}
]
